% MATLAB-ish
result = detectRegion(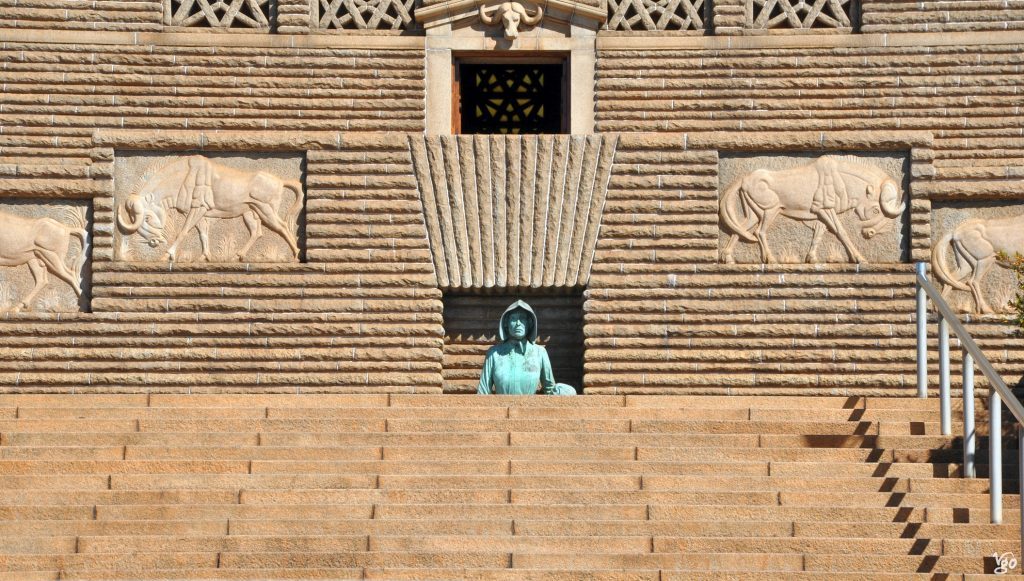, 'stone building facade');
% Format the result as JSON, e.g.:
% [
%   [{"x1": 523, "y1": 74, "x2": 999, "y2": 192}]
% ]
[{"x1": 0, "y1": 0, "x2": 1022, "y2": 395}]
